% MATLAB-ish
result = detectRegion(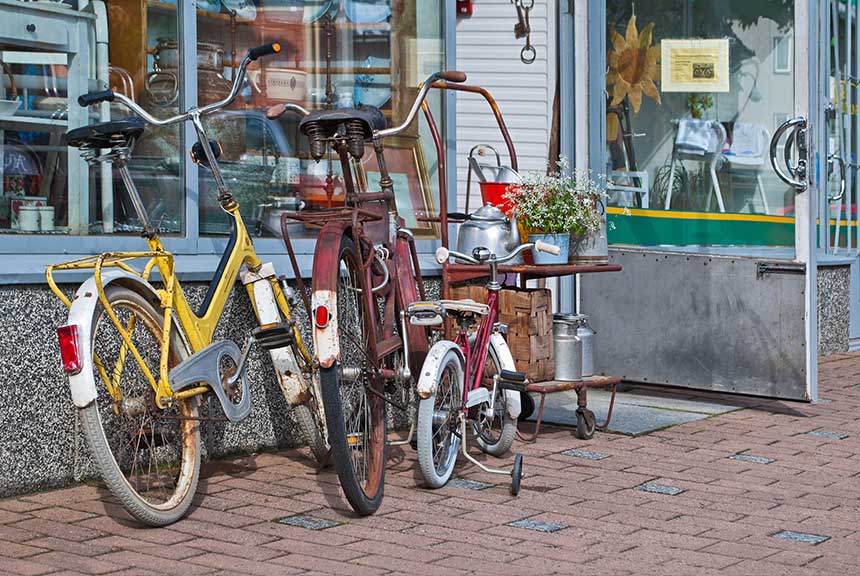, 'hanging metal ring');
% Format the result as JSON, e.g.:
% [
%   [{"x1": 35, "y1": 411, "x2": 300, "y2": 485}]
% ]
[{"x1": 521, "y1": 44, "x2": 536, "y2": 64}]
